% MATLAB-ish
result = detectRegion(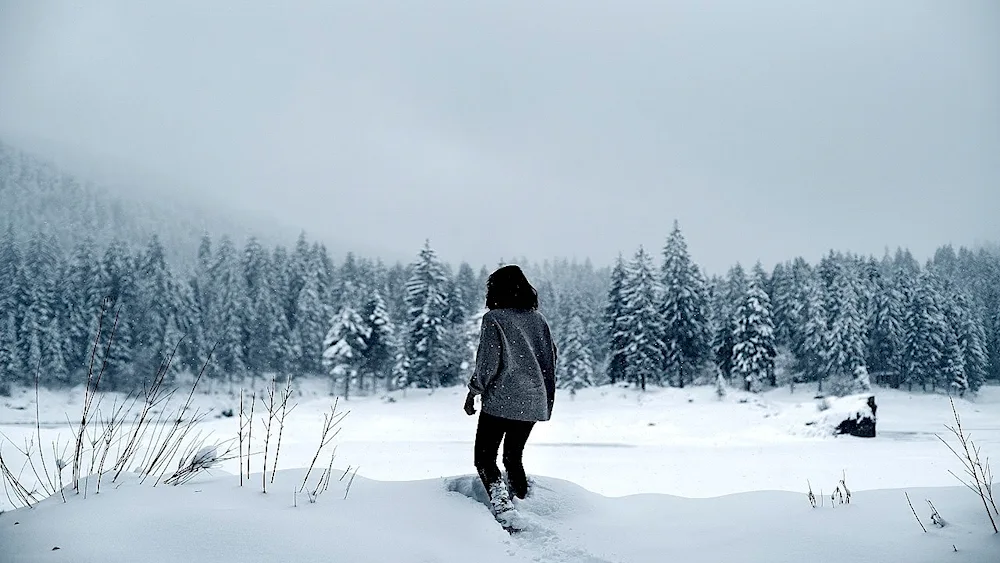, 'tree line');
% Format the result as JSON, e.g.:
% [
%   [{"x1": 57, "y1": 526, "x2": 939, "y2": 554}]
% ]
[
  {"x1": 601, "y1": 223, "x2": 997, "y2": 396},
  {"x1": 0, "y1": 222, "x2": 997, "y2": 397}
]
